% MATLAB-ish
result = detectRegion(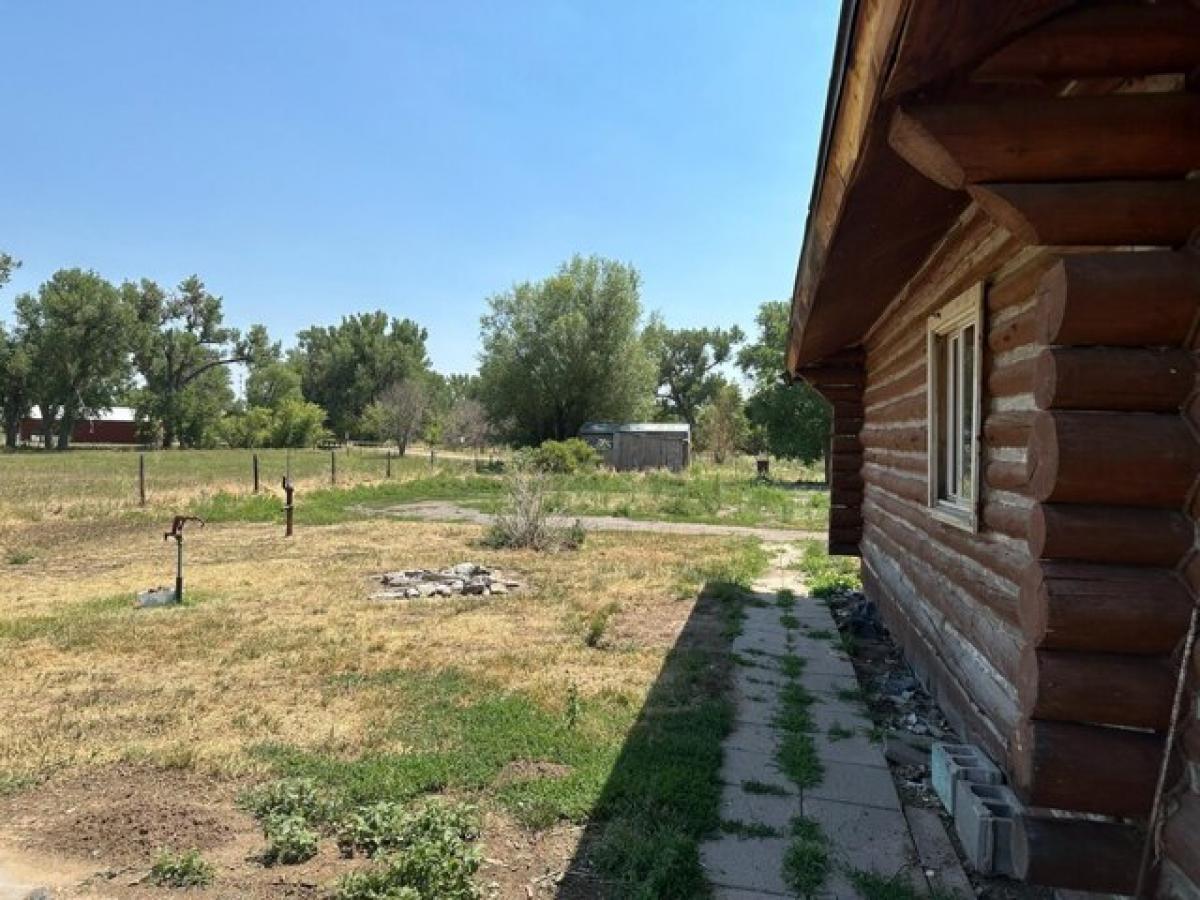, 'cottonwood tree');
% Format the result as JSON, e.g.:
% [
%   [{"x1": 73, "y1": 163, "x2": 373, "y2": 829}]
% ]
[
  {"x1": 644, "y1": 318, "x2": 744, "y2": 427},
  {"x1": 0, "y1": 325, "x2": 33, "y2": 448},
  {"x1": 292, "y1": 312, "x2": 429, "y2": 438},
  {"x1": 367, "y1": 377, "x2": 431, "y2": 455},
  {"x1": 738, "y1": 300, "x2": 829, "y2": 463},
  {"x1": 697, "y1": 380, "x2": 749, "y2": 464},
  {"x1": 15, "y1": 269, "x2": 134, "y2": 450},
  {"x1": 127, "y1": 276, "x2": 265, "y2": 448},
  {"x1": 478, "y1": 254, "x2": 654, "y2": 444},
  {"x1": 0, "y1": 253, "x2": 30, "y2": 448}
]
